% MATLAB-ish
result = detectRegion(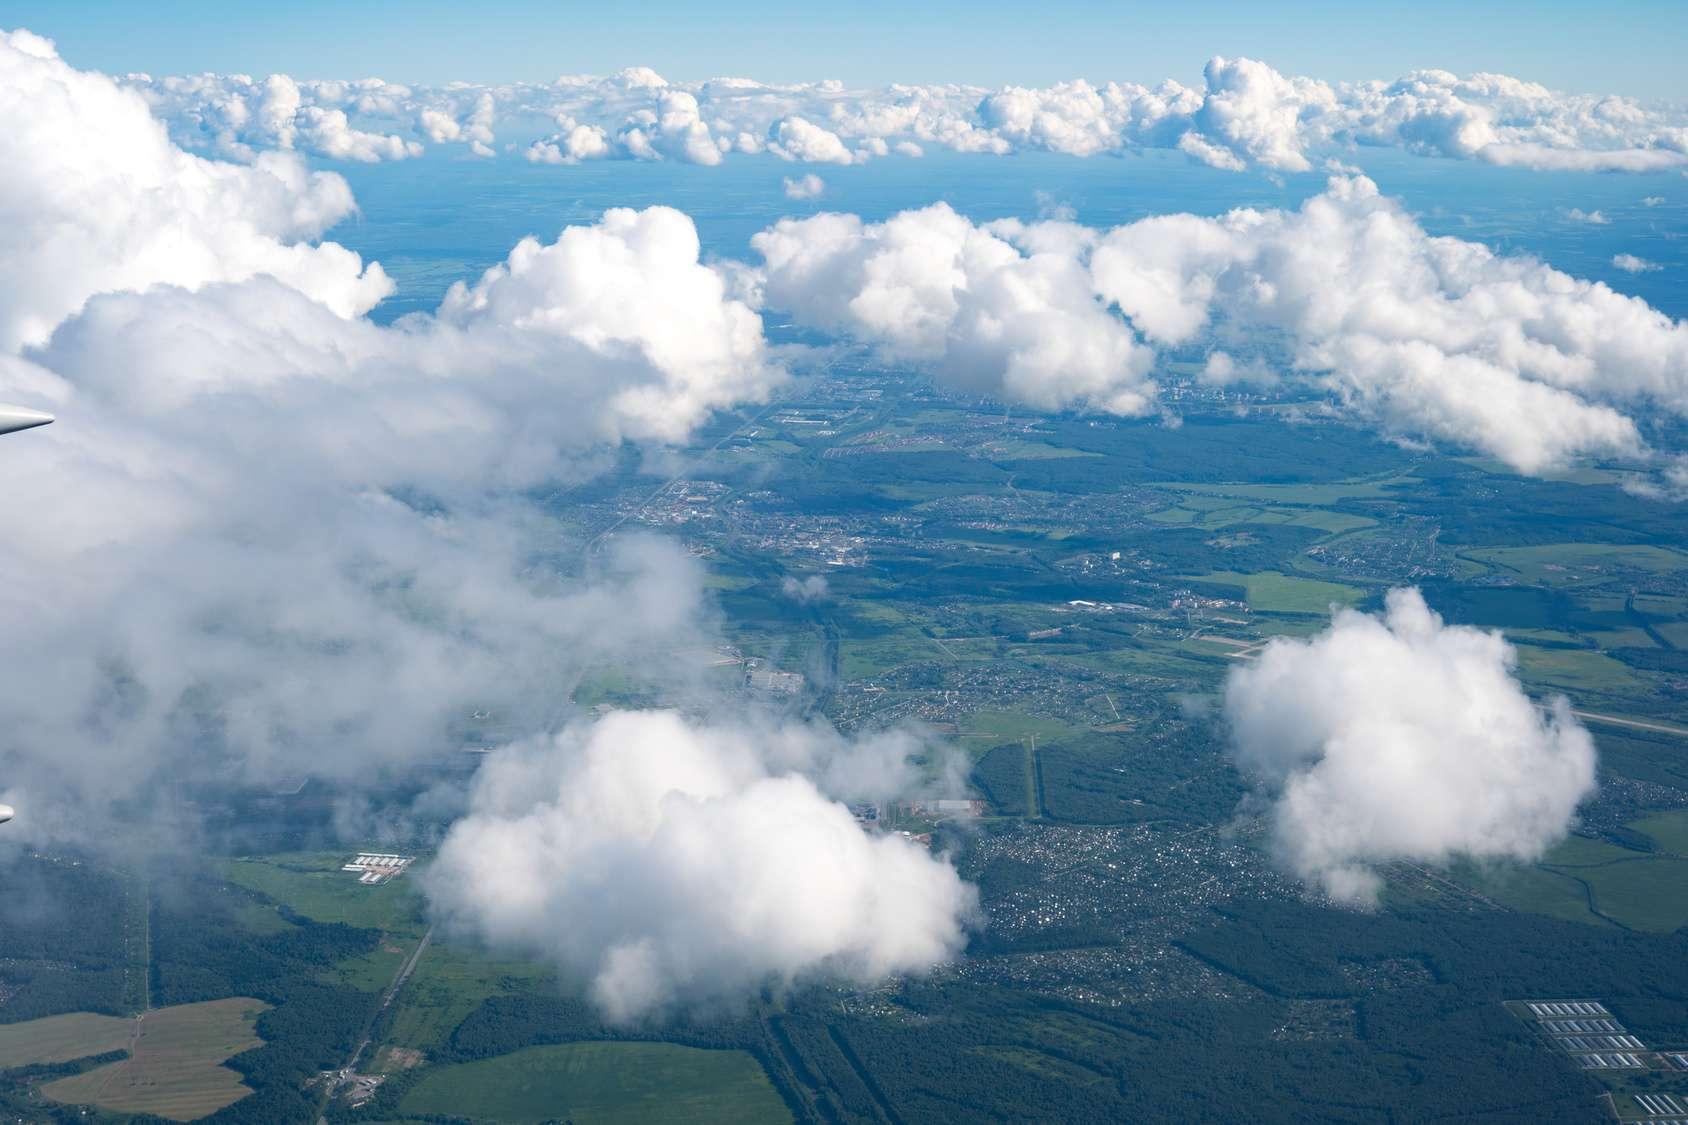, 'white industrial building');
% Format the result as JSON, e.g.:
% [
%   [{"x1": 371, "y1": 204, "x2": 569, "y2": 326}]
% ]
[{"x1": 342, "y1": 853, "x2": 416, "y2": 884}]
